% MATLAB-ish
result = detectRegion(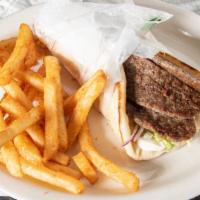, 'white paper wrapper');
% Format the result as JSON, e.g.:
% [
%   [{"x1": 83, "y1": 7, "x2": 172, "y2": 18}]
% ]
[{"x1": 34, "y1": 0, "x2": 173, "y2": 160}]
